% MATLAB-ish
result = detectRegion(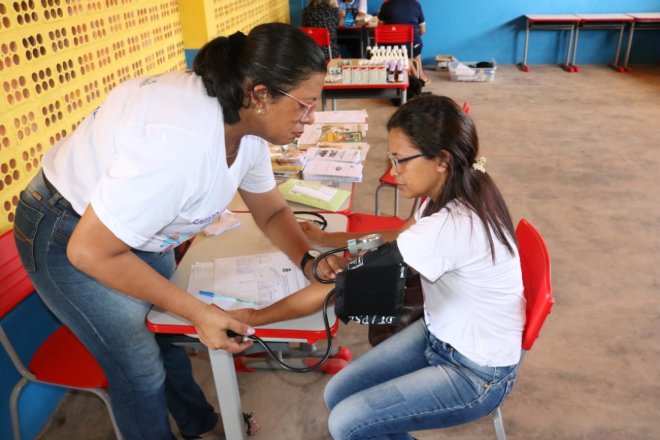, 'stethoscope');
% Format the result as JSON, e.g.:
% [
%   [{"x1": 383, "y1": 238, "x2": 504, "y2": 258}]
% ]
[{"x1": 293, "y1": 211, "x2": 328, "y2": 230}]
